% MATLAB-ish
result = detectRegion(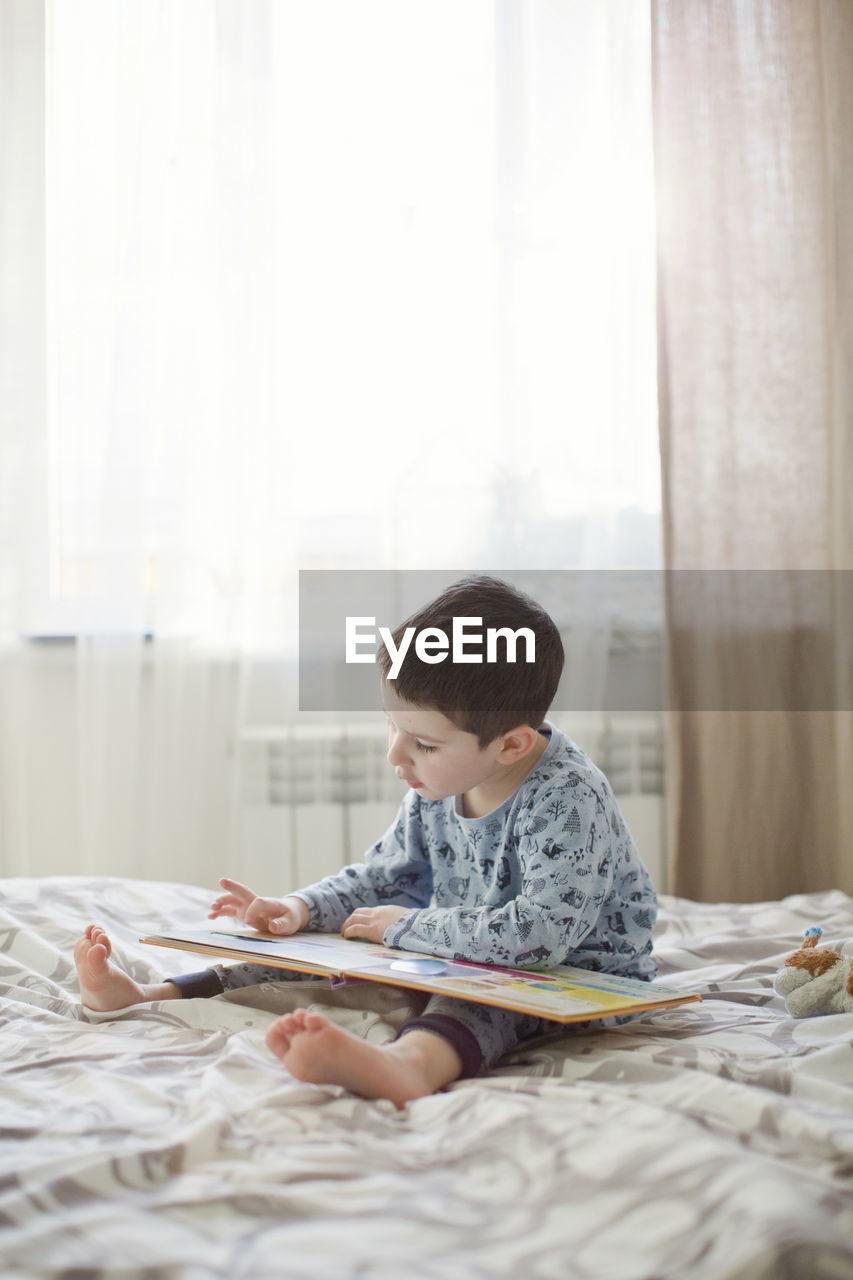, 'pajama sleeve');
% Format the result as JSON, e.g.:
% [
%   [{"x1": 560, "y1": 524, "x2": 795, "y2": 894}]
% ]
[
  {"x1": 290, "y1": 790, "x2": 434, "y2": 933},
  {"x1": 382, "y1": 779, "x2": 621, "y2": 968}
]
